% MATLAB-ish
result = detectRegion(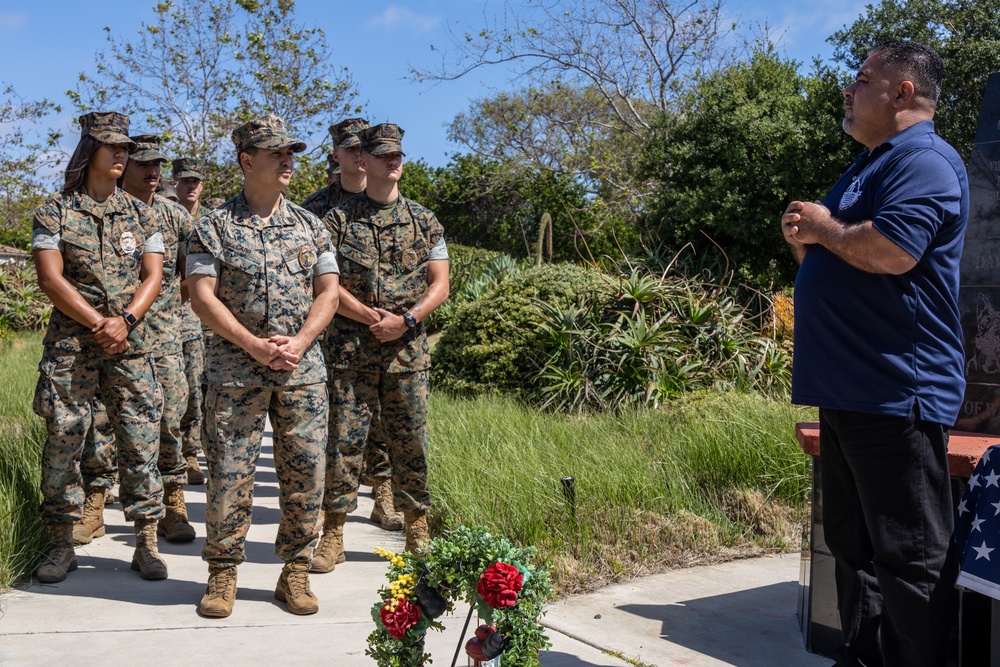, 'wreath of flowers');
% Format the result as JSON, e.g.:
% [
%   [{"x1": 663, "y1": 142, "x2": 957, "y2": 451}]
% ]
[{"x1": 367, "y1": 525, "x2": 553, "y2": 667}]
